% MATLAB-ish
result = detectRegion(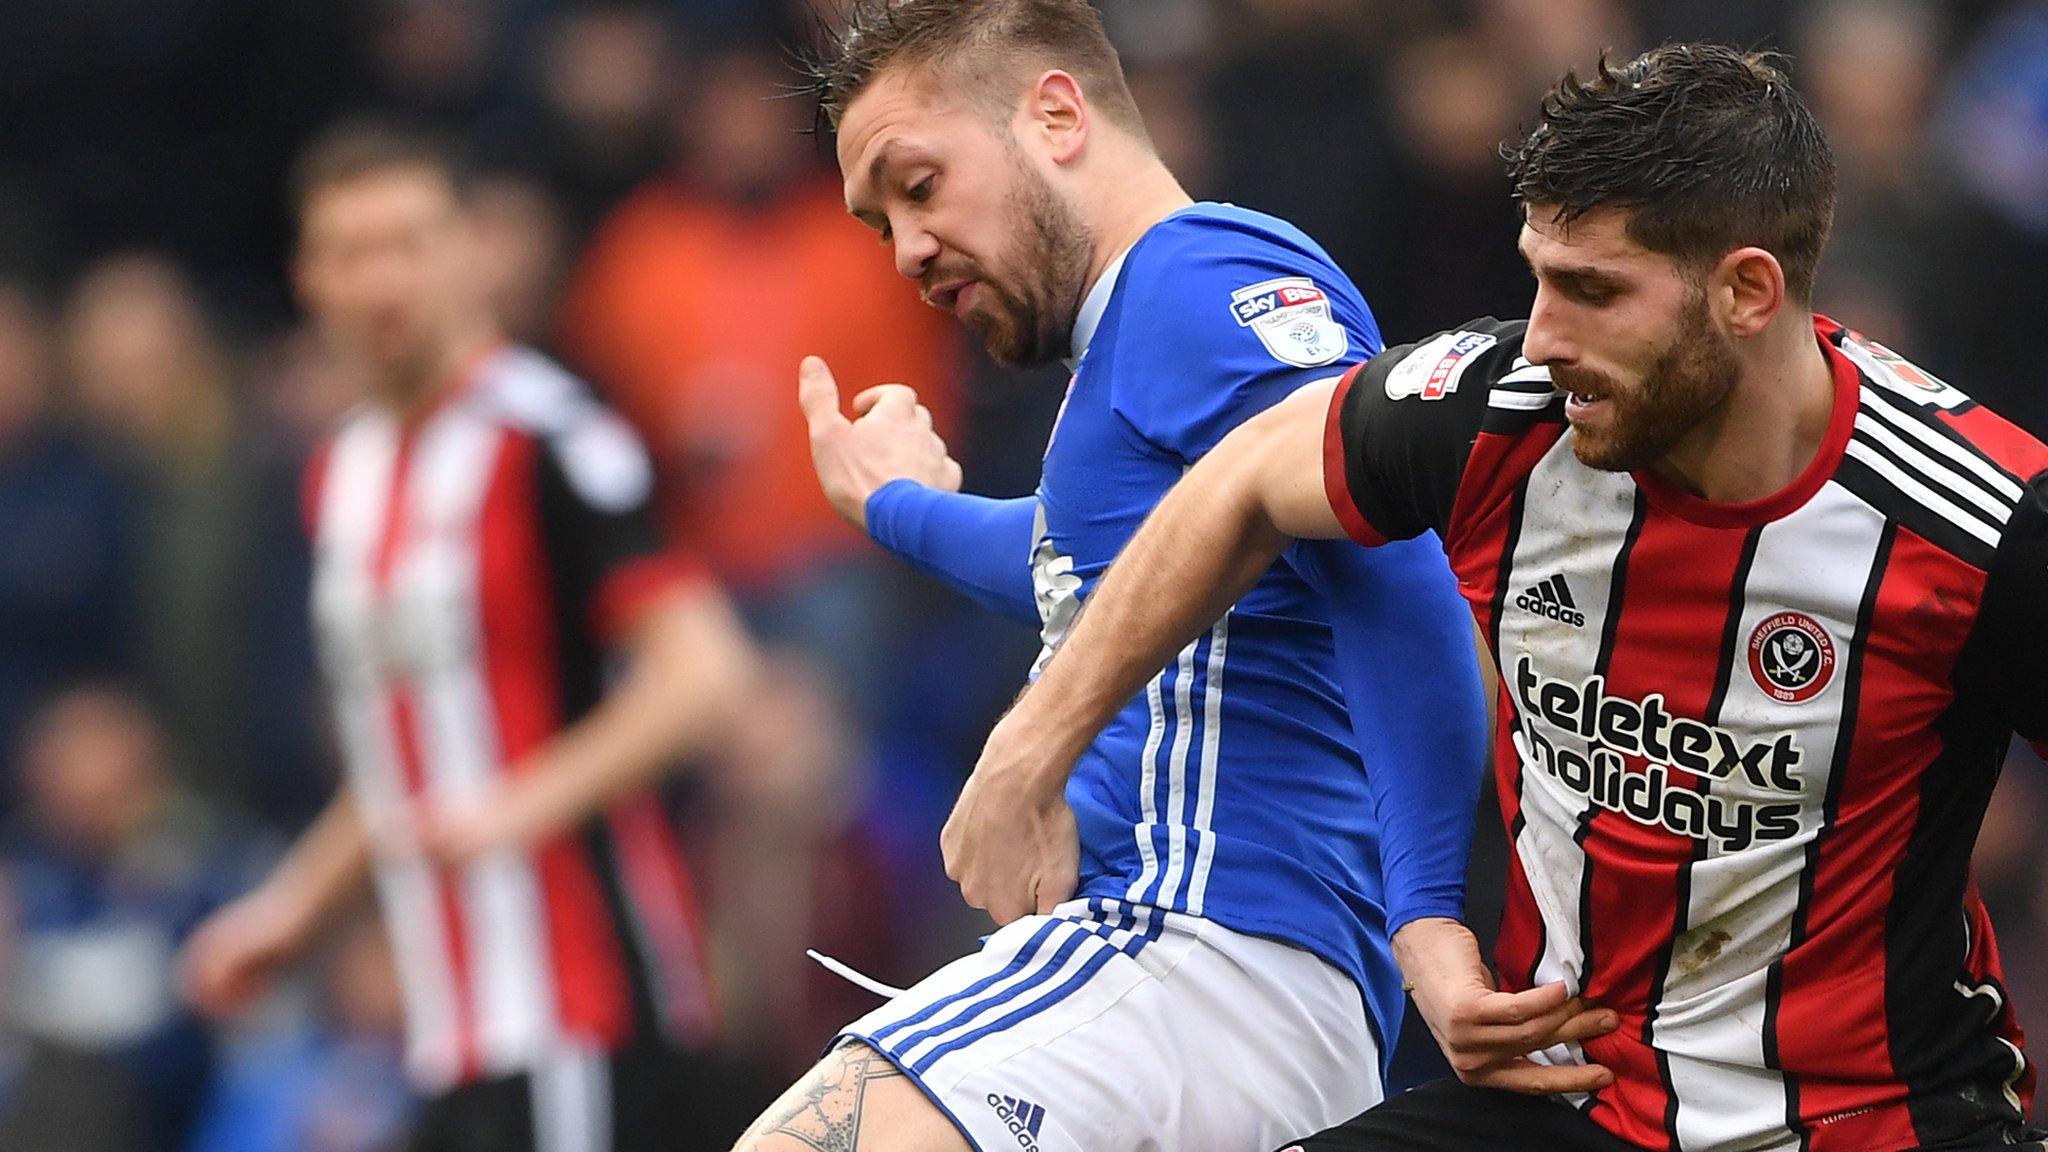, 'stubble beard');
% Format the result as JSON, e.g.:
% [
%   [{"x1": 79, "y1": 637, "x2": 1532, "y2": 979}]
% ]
[
  {"x1": 965, "y1": 159, "x2": 1095, "y2": 369},
  {"x1": 1564, "y1": 289, "x2": 1741, "y2": 474}
]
